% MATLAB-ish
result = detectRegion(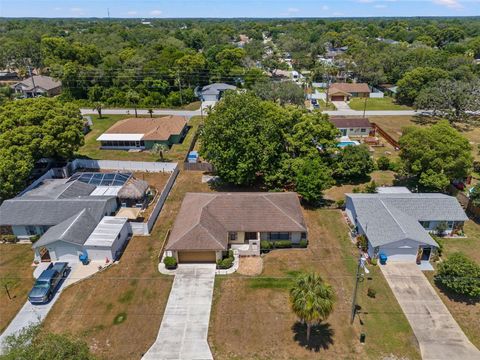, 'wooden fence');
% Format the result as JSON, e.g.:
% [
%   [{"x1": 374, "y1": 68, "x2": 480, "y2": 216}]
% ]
[{"x1": 371, "y1": 122, "x2": 400, "y2": 149}]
